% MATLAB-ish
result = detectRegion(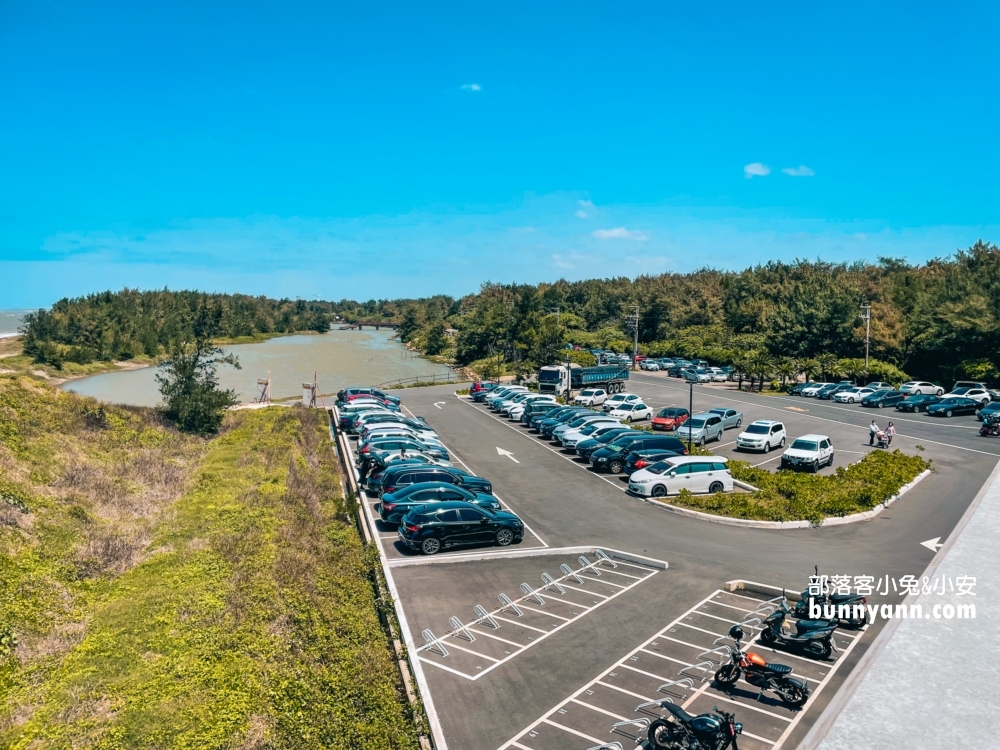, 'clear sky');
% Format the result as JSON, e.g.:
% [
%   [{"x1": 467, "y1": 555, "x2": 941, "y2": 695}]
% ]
[{"x1": 1, "y1": 1, "x2": 998, "y2": 308}]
